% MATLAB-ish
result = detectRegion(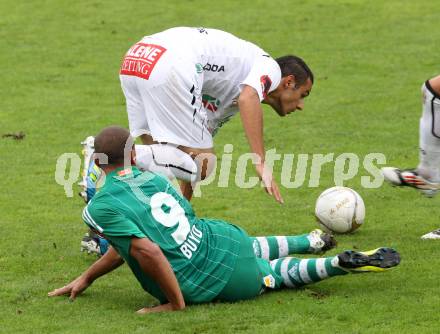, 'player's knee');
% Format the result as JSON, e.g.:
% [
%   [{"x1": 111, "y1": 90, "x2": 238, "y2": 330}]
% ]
[
  {"x1": 421, "y1": 76, "x2": 440, "y2": 141},
  {"x1": 139, "y1": 134, "x2": 156, "y2": 145},
  {"x1": 135, "y1": 144, "x2": 198, "y2": 182},
  {"x1": 193, "y1": 151, "x2": 217, "y2": 181},
  {"x1": 178, "y1": 146, "x2": 216, "y2": 181},
  {"x1": 428, "y1": 75, "x2": 440, "y2": 96}
]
